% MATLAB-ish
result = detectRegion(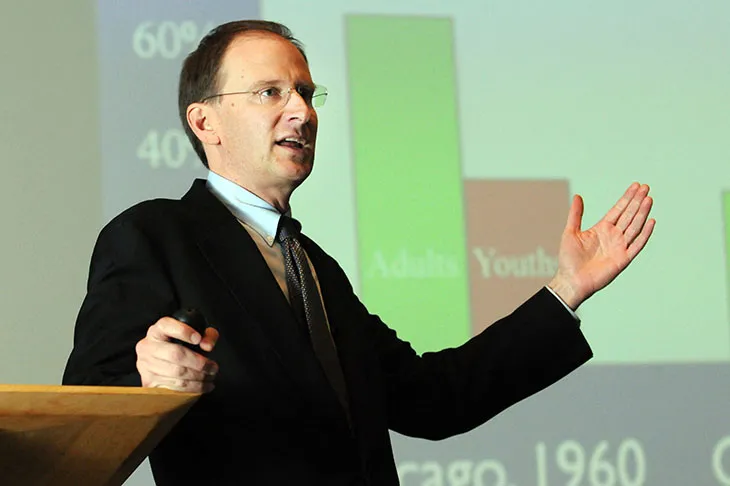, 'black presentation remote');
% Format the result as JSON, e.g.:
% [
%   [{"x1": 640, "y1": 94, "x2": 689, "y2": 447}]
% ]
[{"x1": 170, "y1": 308, "x2": 208, "y2": 351}]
